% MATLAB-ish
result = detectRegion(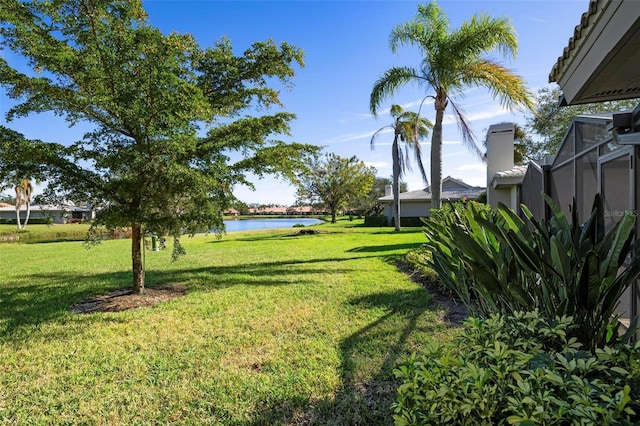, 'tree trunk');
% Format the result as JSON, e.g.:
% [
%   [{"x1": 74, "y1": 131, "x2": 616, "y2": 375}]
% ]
[
  {"x1": 23, "y1": 203, "x2": 31, "y2": 229},
  {"x1": 430, "y1": 100, "x2": 446, "y2": 211},
  {"x1": 331, "y1": 209, "x2": 337, "y2": 223},
  {"x1": 392, "y1": 134, "x2": 401, "y2": 231},
  {"x1": 15, "y1": 205, "x2": 21, "y2": 230},
  {"x1": 131, "y1": 224, "x2": 145, "y2": 294}
]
